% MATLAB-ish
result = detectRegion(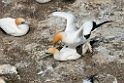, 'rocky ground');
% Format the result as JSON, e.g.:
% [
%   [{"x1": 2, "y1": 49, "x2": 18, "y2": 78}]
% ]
[{"x1": 0, "y1": 0, "x2": 124, "y2": 83}]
